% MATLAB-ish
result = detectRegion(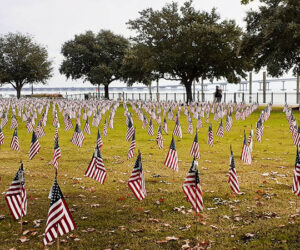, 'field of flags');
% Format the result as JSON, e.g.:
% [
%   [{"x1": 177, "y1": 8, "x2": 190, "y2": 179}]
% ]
[{"x1": 0, "y1": 98, "x2": 299, "y2": 249}]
